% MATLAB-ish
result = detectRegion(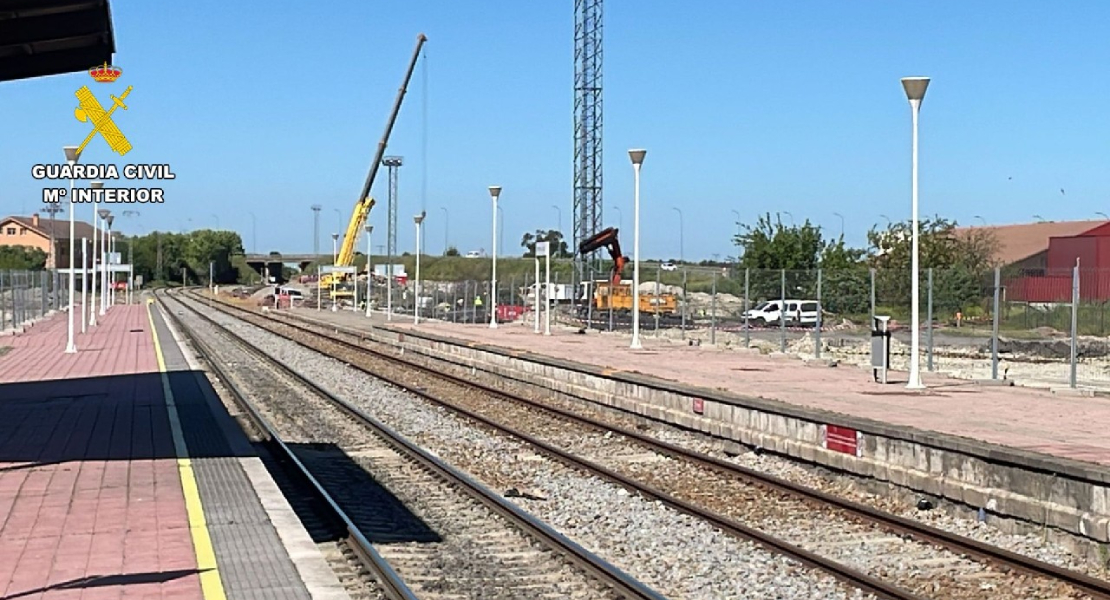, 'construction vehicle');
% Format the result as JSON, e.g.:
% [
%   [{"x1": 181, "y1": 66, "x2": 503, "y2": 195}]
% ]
[
  {"x1": 320, "y1": 33, "x2": 427, "y2": 297},
  {"x1": 577, "y1": 227, "x2": 679, "y2": 315}
]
